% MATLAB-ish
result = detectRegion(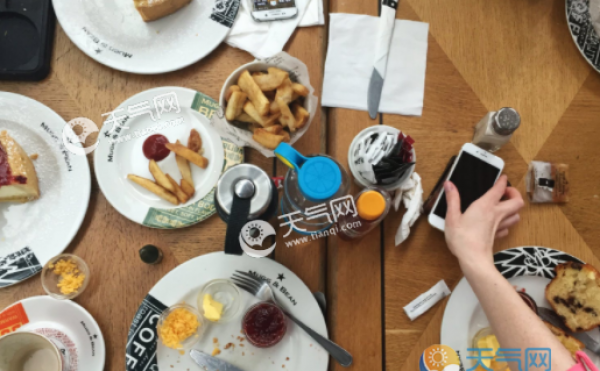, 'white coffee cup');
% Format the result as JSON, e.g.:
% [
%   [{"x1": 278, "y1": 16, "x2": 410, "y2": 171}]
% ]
[{"x1": 0, "y1": 332, "x2": 63, "y2": 371}]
